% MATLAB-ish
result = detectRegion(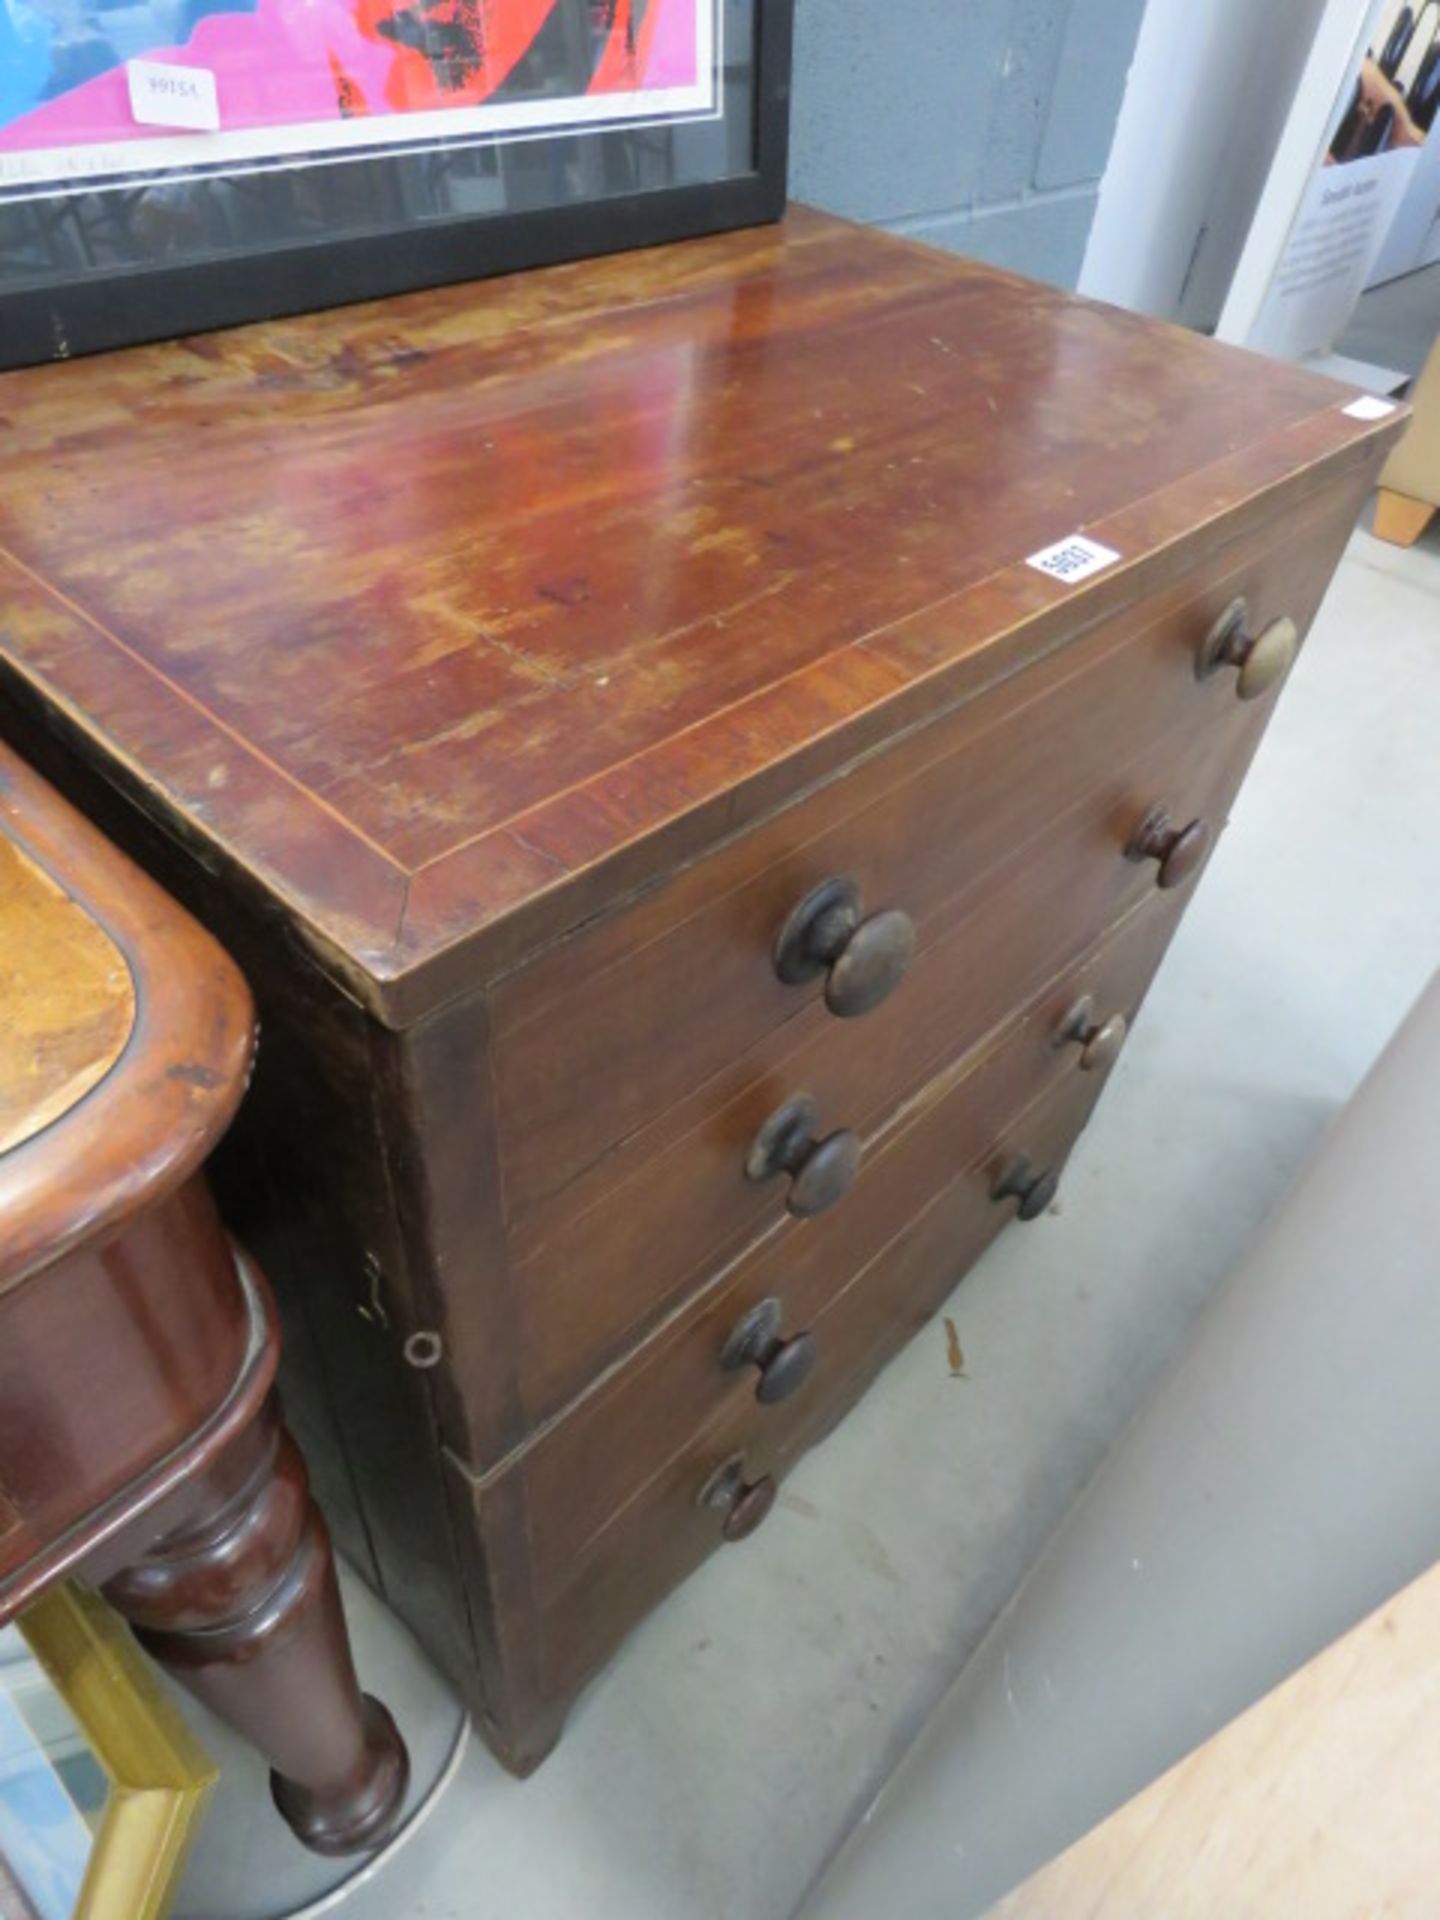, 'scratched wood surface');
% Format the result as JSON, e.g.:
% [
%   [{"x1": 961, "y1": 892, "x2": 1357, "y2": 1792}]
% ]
[
  {"x1": 993, "y1": 1557, "x2": 1440, "y2": 1918},
  {"x1": 0, "y1": 208, "x2": 1404, "y2": 1021},
  {"x1": 0, "y1": 834, "x2": 134, "y2": 1154}
]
